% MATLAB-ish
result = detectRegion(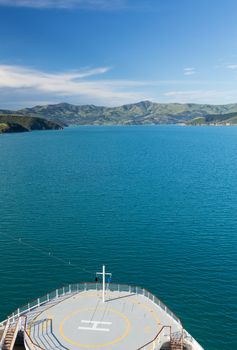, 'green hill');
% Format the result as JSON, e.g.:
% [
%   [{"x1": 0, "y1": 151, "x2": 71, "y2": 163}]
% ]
[
  {"x1": 0, "y1": 114, "x2": 63, "y2": 134},
  {"x1": 1, "y1": 101, "x2": 237, "y2": 126},
  {"x1": 0, "y1": 122, "x2": 28, "y2": 133},
  {"x1": 16, "y1": 101, "x2": 237, "y2": 125},
  {"x1": 188, "y1": 112, "x2": 237, "y2": 125},
  {"x1": 226, "y1": 115, "x2": 237, "y2": 124}
]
